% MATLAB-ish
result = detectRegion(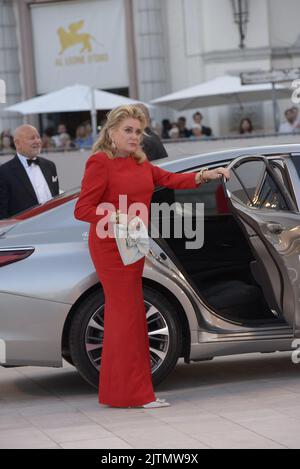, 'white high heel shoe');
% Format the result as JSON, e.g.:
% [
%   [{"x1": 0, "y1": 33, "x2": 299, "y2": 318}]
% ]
[{"x1": 141, "y1": 398, "x2": 170, "y2": 408}]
